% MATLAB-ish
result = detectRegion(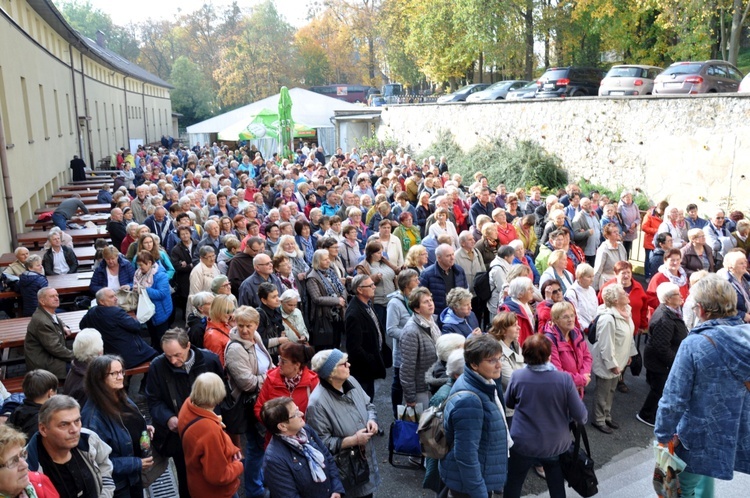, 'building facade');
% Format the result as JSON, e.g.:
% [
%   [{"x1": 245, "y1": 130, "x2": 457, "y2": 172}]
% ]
[{"x1": 0, "y1": 0, "x2": 173, "y2": 251}]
